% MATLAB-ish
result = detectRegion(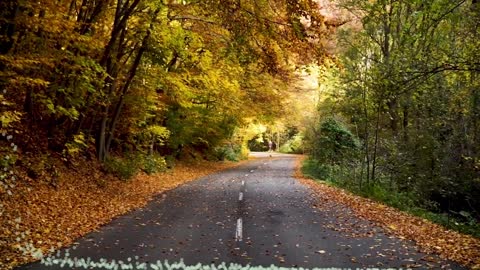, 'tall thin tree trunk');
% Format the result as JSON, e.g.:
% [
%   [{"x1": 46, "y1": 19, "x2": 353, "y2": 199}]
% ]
[
  {"x1": 95, "y1": 0, "x2": 145, "y2": 161},
  {"x1": 105, "y1": 7, "x2": 160, "y2": 157},
  {"x1": 362, "y1": 82, "x2": 370, "y2": 186},
  {"x1": 371, "y1": 105, "x2": 381, "y2": 183},
  {"x1": 98, "y1": 109, "x2": 109, "y2": 161},
  {"x1": 402, "y1": 103, "x2": 409, "y2": 143}
]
